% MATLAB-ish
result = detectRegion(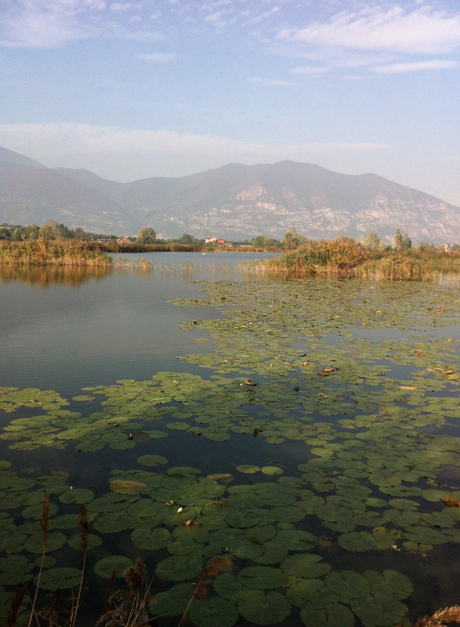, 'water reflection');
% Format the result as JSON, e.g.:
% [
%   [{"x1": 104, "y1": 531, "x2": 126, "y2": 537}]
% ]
[{"x1": 0, "y1": 264, "x2": 114, "y2": 288}]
